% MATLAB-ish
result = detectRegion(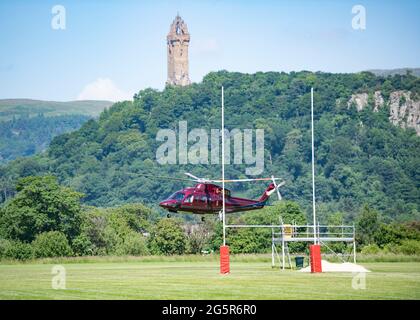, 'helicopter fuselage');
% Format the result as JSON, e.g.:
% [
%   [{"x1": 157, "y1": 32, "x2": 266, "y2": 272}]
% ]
[{"x1": 159, "y1": 183, "x2": 274, "y2": 214}]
